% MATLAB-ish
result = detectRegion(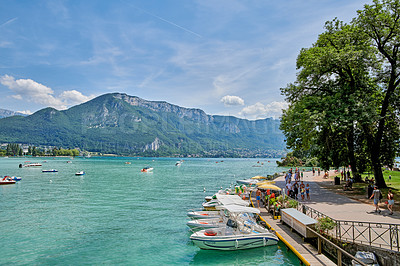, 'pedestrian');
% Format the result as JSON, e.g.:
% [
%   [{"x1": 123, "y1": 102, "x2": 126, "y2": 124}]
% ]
[
  {"x1": 306, "y1": 184, "x2": 310, "y2": 200},
  {"x1": 318, "y1": 168, "x2": 321, "y2": 176},
  {"x1": 388, "y1": 189, "x2": 394, "y2": 215},
  {"x1": 389, "y1": 175, "x2": 392, "y2": 181},
  {"x1": 369, "y1": 185, "x2": 382, "y2": 213},
  {"x1": 312, "y1": 167, "x2": 315, "y2": 176},
  {"x1": 286, "y1": 180, "x2": 292, "y2": 197},
  {"x1": 293, "y1": 182, "x2": 299, "y2": 200},
  {"x1": 300, "y1": 181, "x2": 305, "y2": 200},
  {"x1": 301, "y1": 171, "x2": 303, "y2": 180},
  {"x1": 256, "y1": 188, "x2": 262, "y2": 208}
]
